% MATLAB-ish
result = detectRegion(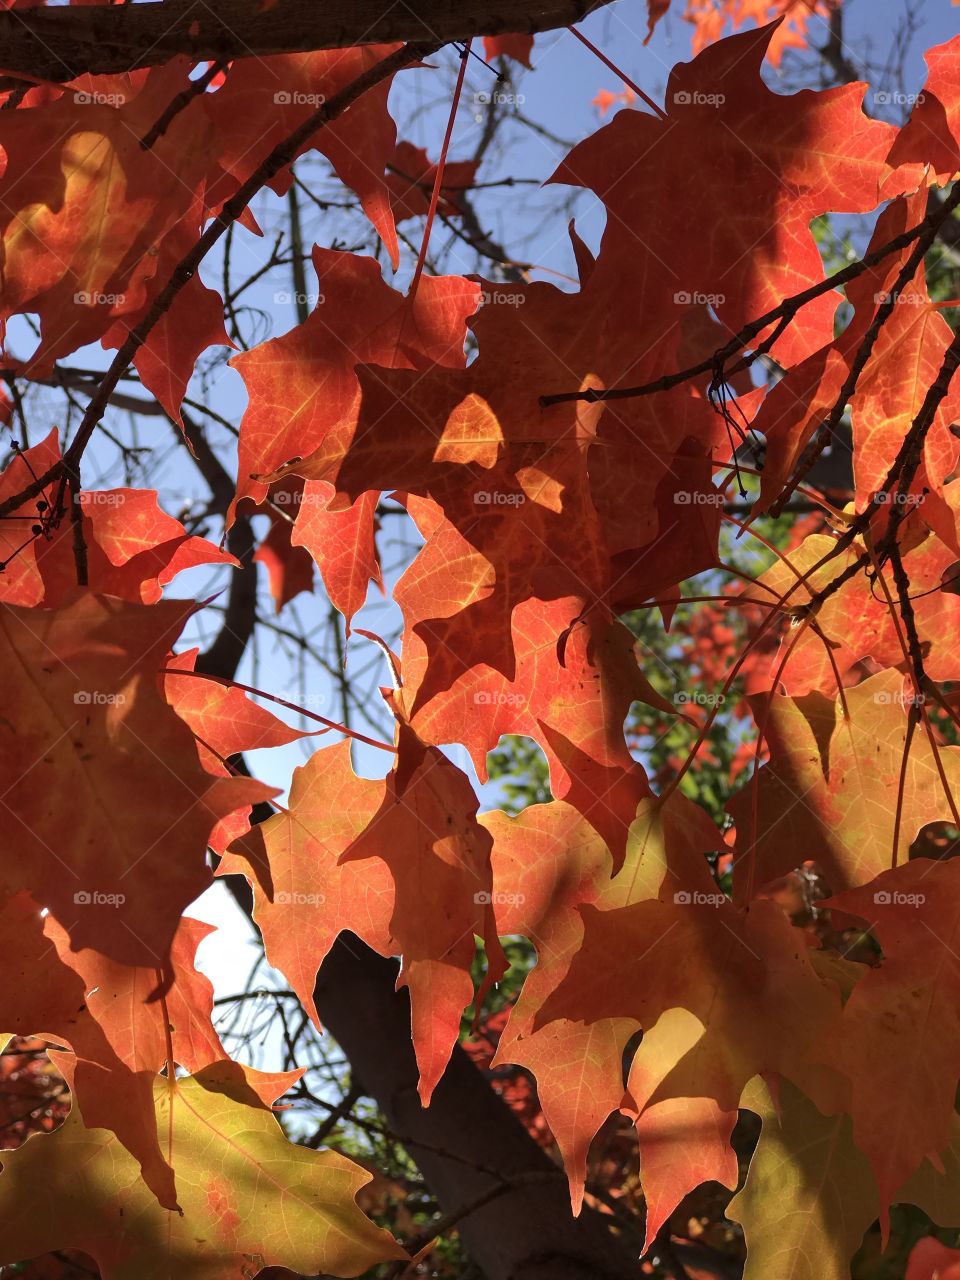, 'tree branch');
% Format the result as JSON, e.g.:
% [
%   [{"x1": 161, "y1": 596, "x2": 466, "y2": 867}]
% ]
[{"x1": 0, "y1": 0, "x2": 617, "y2": 87}]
